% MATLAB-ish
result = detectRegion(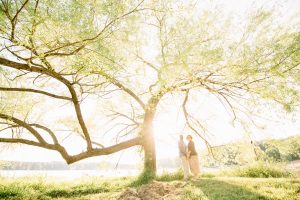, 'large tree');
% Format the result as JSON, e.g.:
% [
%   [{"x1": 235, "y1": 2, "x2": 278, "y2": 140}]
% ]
[{"x1": 0, "y1": 0, "x2": 299, "y2": 173}]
